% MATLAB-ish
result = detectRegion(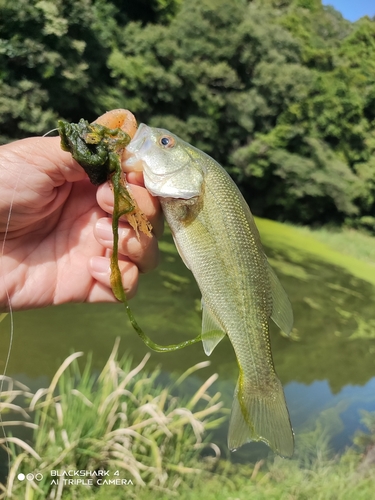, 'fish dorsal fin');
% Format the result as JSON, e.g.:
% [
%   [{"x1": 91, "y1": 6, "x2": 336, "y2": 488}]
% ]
[
  {"x1": 201, "y1": 301, "x2": 226, "y2": 356},
  {"x1": 267, "y1": 263, "x2": 294, "y2": 336}
]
